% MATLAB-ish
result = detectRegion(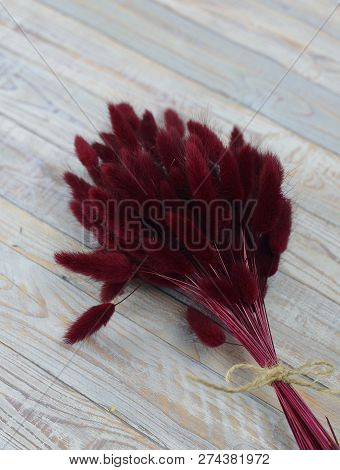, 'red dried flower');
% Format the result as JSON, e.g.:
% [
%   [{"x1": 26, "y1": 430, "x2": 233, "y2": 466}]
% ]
[
  {"x1": 55, "y1": 103, "x2": 337, "y2": 450},
  {"x1": 64, "y1": 303, "x2": 115, "y2": 344},
  {"x1": 186, "y1": 307, "x2": 226, "y2": 347},
  {"x1": 55, "y1": 251, "x2": 132, "y2": 282}
]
